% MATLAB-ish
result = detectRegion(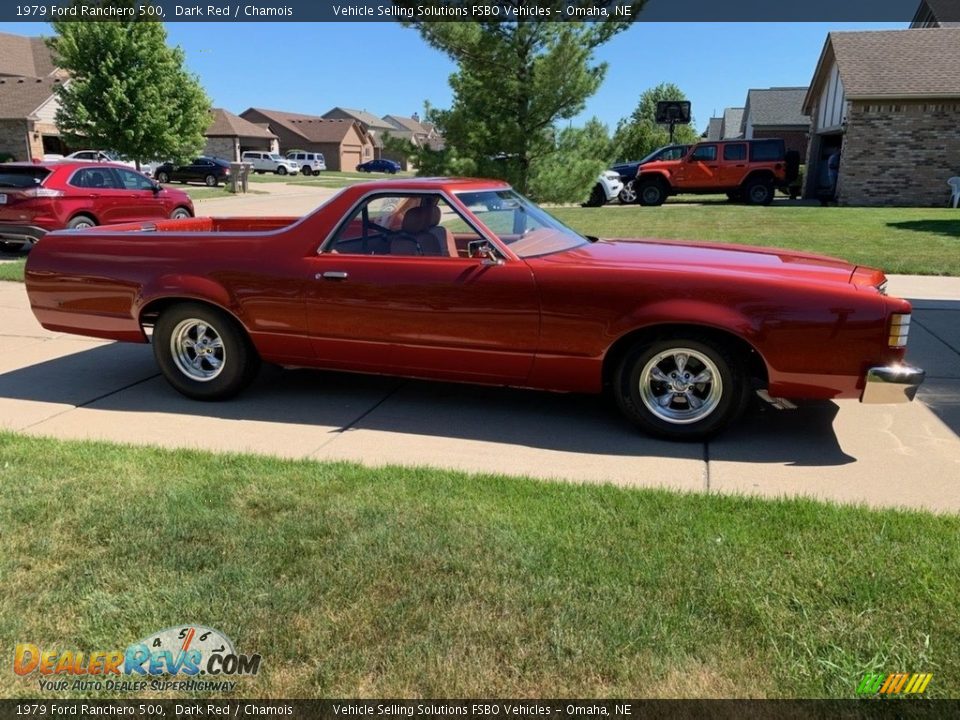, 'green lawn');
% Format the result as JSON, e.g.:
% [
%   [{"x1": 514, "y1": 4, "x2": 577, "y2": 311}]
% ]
[
  {"x1": 1, "y1": 432, "x2": 957, "y2": 699},
  {"x1": 0, "y1": 258, "x2": 25, "y2": 282},
  {"x1": 552, "y1": 203, "x2": 960, "y2": 276},
  {"x1": 252, "y1": 170, "x2": 414, "y2": 189}
]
